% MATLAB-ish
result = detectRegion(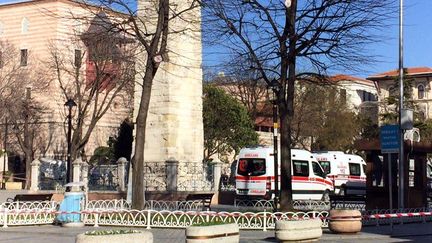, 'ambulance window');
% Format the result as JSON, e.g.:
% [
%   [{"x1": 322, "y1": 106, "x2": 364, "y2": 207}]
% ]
[
  {"x1": 319, "y1": 161, "x2": 331, "y2": 174},
  {"x1": 293, "y1": 160, "x2": 309, "y2": 177},
  {"x1": 237, "y1": 158, "x2": 266, "y2": 176},
  {"x1": 312, "y1": 162, "x2": 326, "y2": 178},
  {"x1": 349, "y1": 163, "x2": 361, "y2": 176}
]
